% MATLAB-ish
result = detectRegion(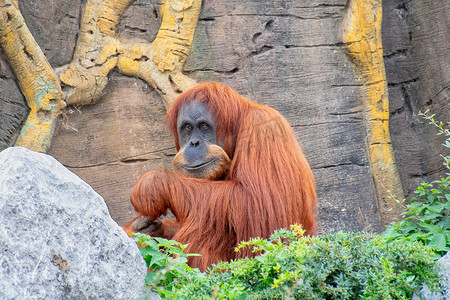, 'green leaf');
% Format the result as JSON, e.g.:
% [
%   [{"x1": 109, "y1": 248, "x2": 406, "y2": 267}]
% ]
[
  {"x1": 445, "y1": 194, "x2": 450, "y2": 202},
  {"x1": 402, "y1": 222, "x2": 420, "y2": 233},
  {"x1": 409, "y1": 232, "x2": 431, "y2": 242},
  {"x1": 149, "y1": 252, "x2": 167, "y2": 269},
  {"x1": 169, "y1": 247, "x2": 185, "y2": 256},
  {"x1": 429, "y1": 234, "x2": 447, "y2": 251},
  {"x1": 446, "y1": 231, "x2": 450, "y2": 243},
  {"x1": 437, "y1": 216, "x2": 450, "y2": 229},
  {"x1": 140, "y1": 247, "x2": 160, "y2": 258},
  {"x1": 402, "y1": 211, "x2": 415, "y2": 216},
  {"x1": 186, "y1": 253, "x2": 201, "y2": 257},
  {"x1": 421, "y1": 213, "x2": 444, "y2": 222},
  {"x1": 407, "y1": 201, "x2": 424, "y2": 209},
  {"x1": 427, "y1": 205, "x2": 445, "y2": 213},
  {"x1": 145, "y1": 271, "x2": 157, "y2": 285},
  {"x1": 418, "y1": 222, "x2": 444, "y2": 234}
]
